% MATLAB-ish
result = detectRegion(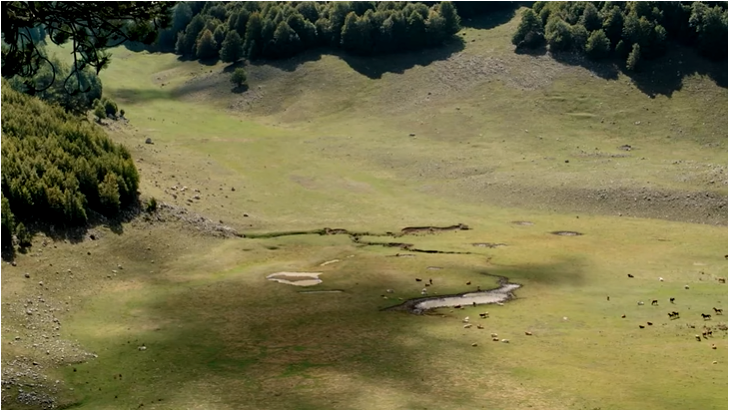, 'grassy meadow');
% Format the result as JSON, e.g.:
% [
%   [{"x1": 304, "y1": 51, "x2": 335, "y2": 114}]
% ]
[{"x1": 2, "y1": 10, "x2": 727, "y2": 410}]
